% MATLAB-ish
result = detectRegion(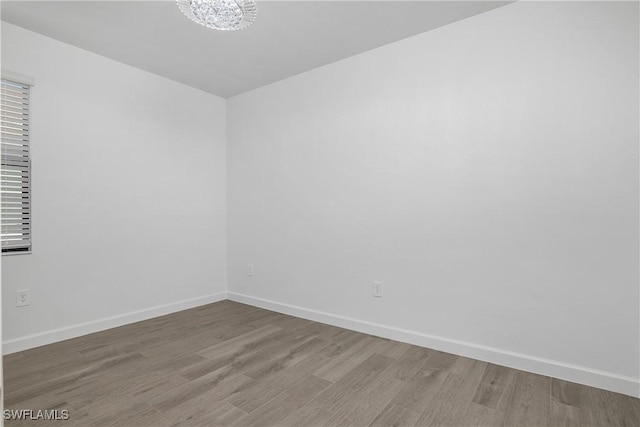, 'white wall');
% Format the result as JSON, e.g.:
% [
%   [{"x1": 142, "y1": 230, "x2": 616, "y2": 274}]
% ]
[
  {"x1": 0, "y1": 230, "x2": 3, "y2": 425},
  {"x1": 1, "y1": 22, "x2": 227, "y2": 351},
  {"x1": 227, "y1": 1, "x2": 639, "y2": 396}
]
